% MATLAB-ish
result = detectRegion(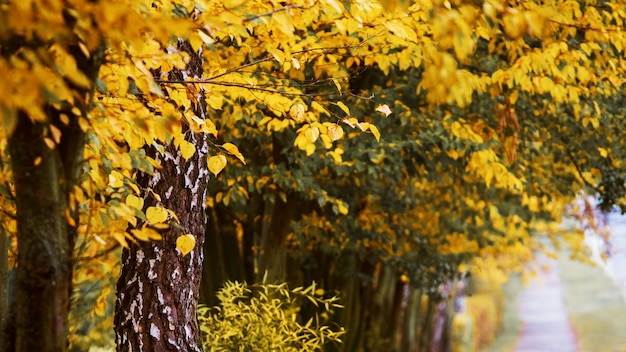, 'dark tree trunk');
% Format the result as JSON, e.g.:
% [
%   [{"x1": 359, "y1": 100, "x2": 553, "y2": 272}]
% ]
[
  {"x1": 257, "y1": 192, "x2": 296, "y2": 283},
  {"x1": 1, "y1": 37, "x2": 101, "y2": 352},
  {"x1": 114, "y1": 42, "x2": 209, "y2": 351},
  {"x1": 5, "y1": 117, "x2": 77, "y2": 352},
  {"x1": 199, "y1": 208, "x2": 246, "y2": 306},
  {"x1": 0, "y1": 225, "x2": 8, "y2": 348}
]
